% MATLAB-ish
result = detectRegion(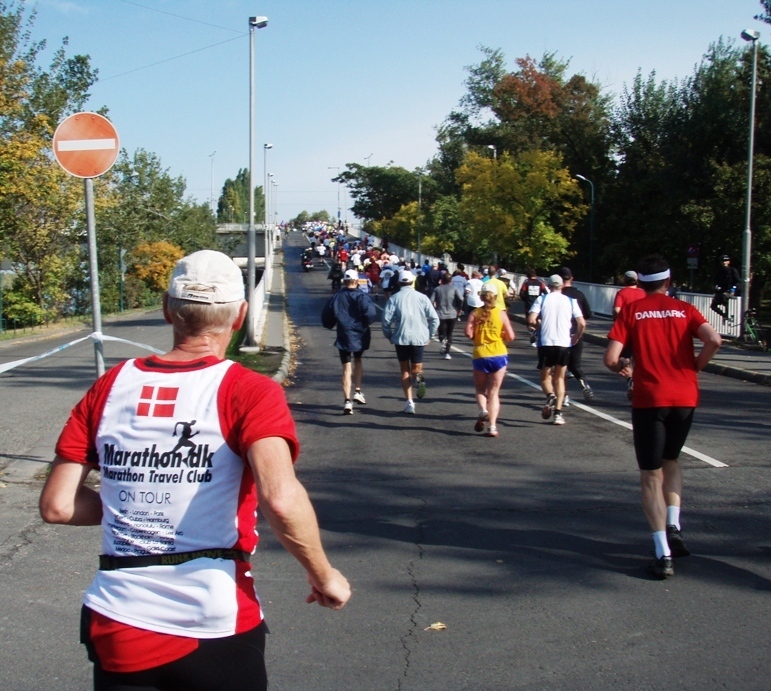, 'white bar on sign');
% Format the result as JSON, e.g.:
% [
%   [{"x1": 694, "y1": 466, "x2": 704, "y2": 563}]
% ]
[{"x1": 57, "y1": 138, "x2": 116, "y2": 151}]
